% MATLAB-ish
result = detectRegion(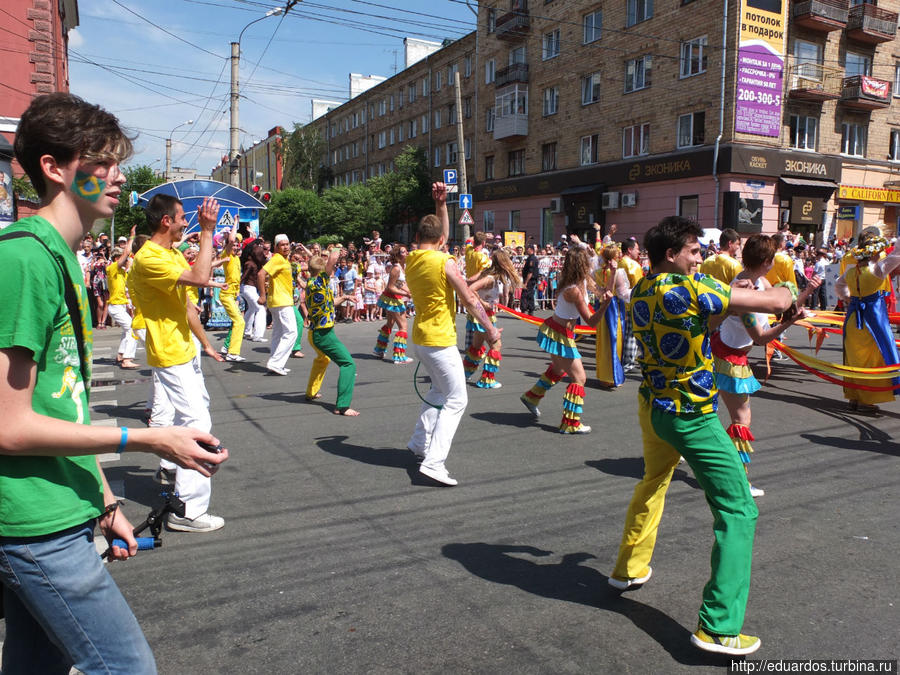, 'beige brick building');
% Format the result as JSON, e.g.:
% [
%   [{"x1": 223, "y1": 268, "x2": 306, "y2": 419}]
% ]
[{"x1": 311, "y1": 0, "x2": 900, "y2": 246}]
